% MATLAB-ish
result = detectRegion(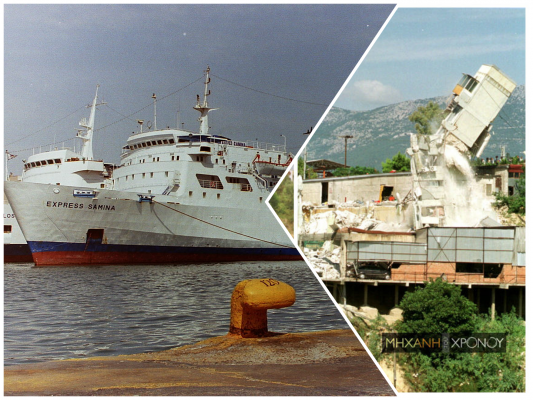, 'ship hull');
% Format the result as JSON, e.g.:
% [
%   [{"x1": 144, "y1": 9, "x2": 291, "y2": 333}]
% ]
[
  {"x1": 4, "y1": 244, "x2": 33, "y2": 263},
  {"x1": 29, "y1": 241, "x2": 299, "y2": 266},
  {"x1": 5, "y1": 181, "x2": 300, "y2": 266}
]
